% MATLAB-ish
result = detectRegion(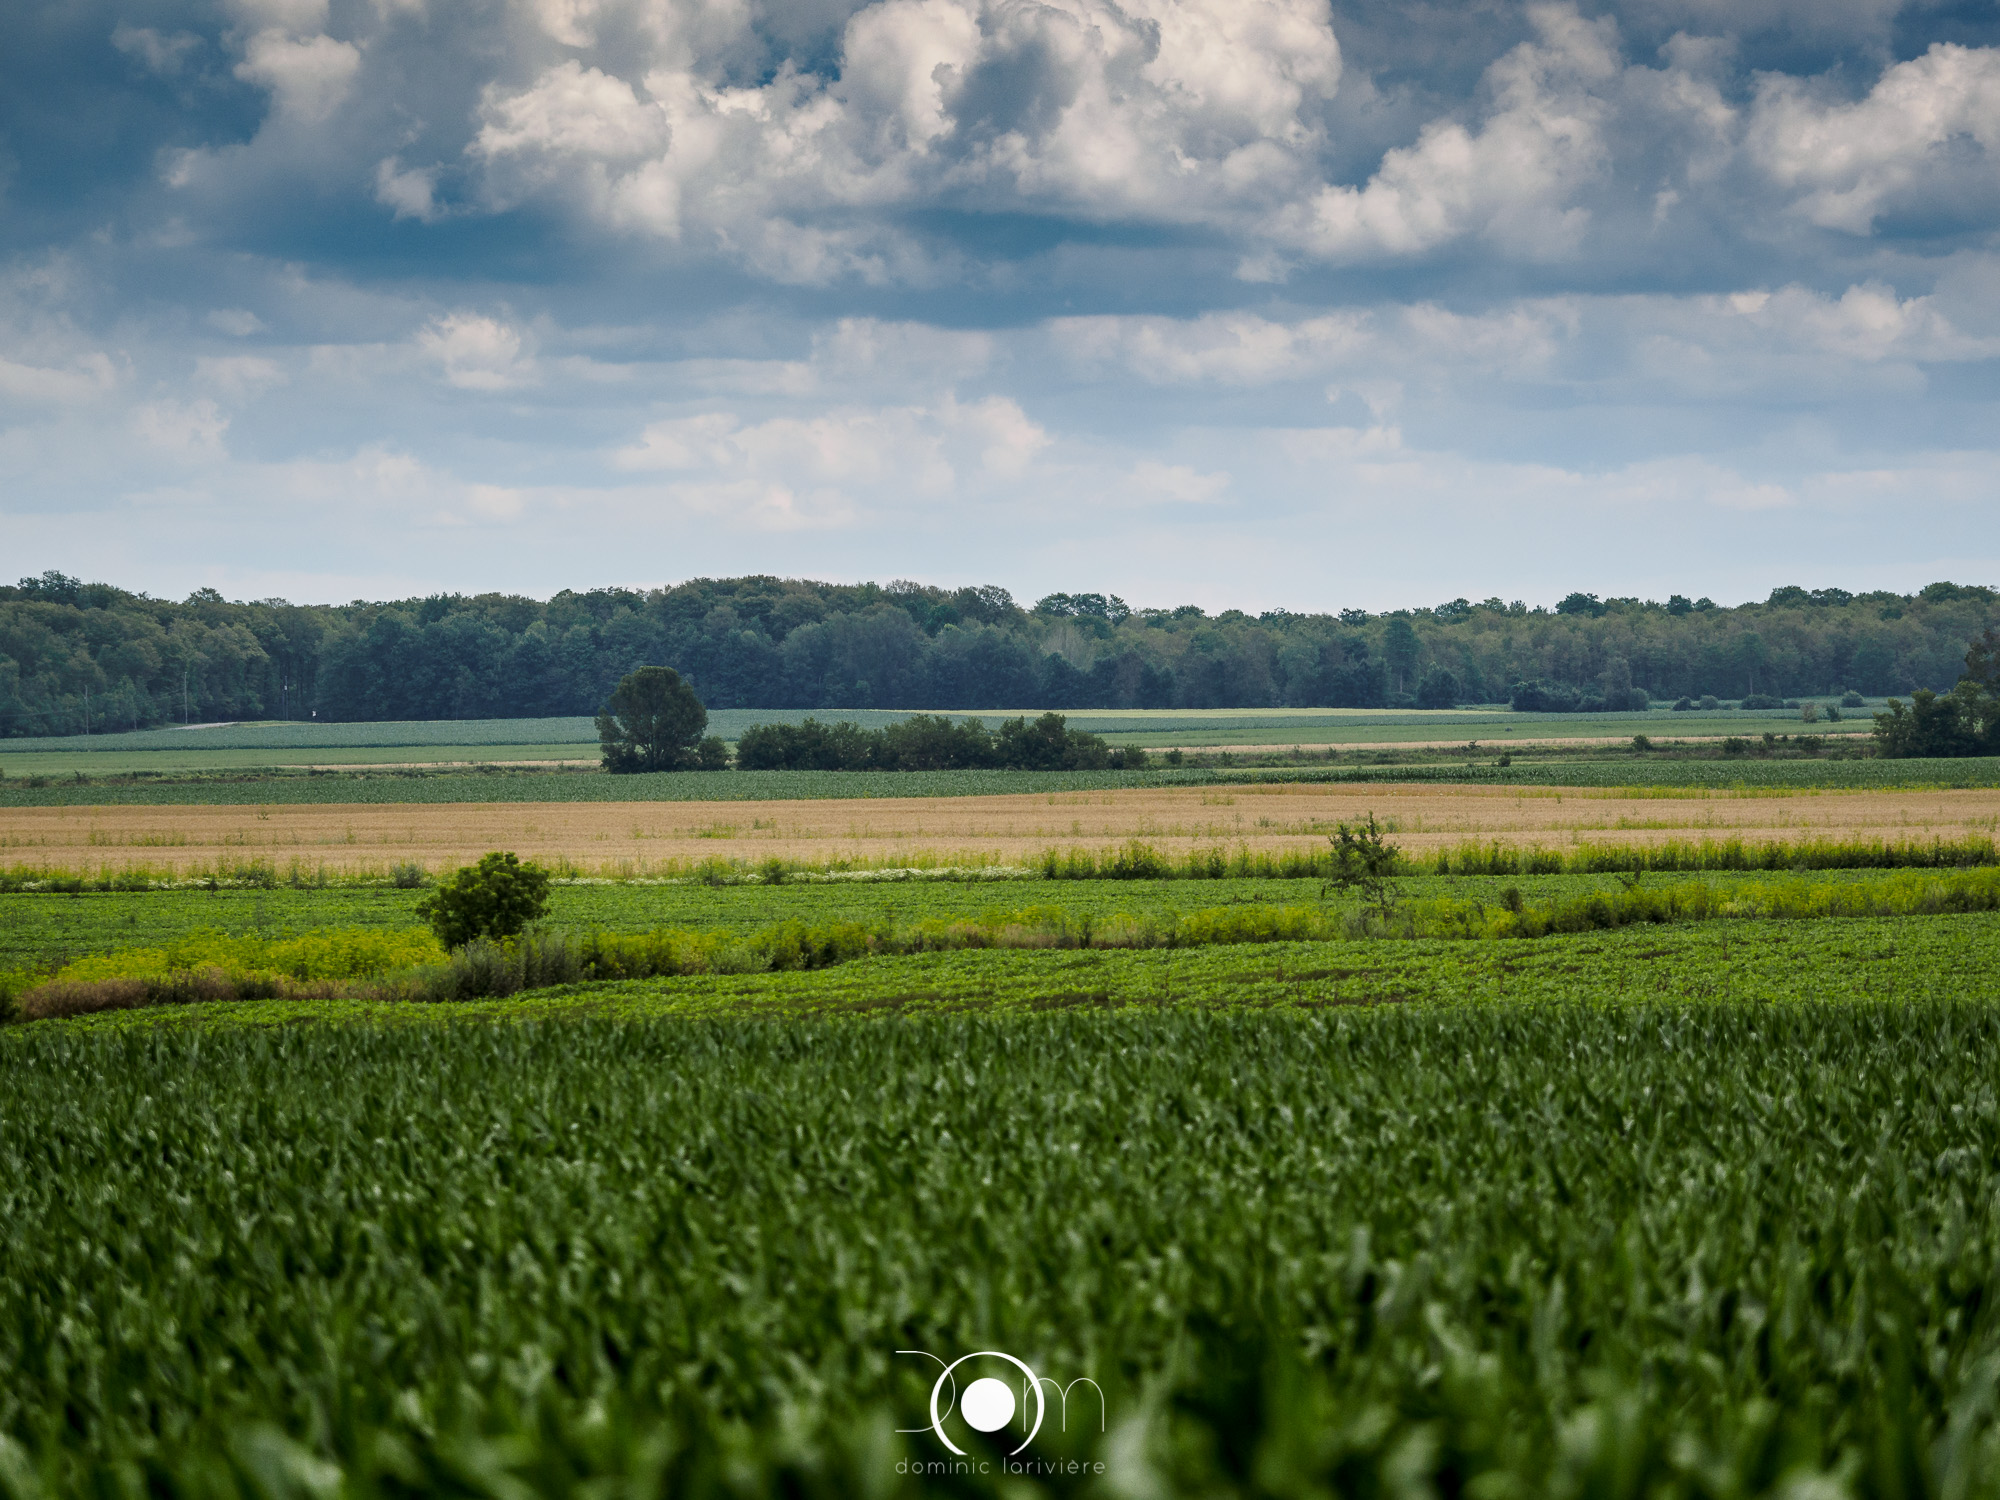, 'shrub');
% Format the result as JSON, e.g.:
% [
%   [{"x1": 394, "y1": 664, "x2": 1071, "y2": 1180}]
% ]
[
  {"x1": 1722, "y1": 737, "x2": 1749, "y2": 755},
  {"x1": 1672, "y1": 697, "x2": 1693, "y2": 711},
  {"x1": 1699, "y1": 695, "x2": 1720, "y2": 710},
  {"x1": 415, "y1": 852, "x2": 551, "y2": 948},
  {"x1": 1740, "y1": 693, "x2": 1783, "y2": 710},
  {"x1": 1632, "y1": 734, "x2": 1653, "y2": 751},
  {"x1": 1841, "y1": 690, "x2": 1867, "y2": 708},
  {"x1": 1509, "y1": 678, "x2": 1582, "y2": 713},
  {"x1": 390, "y1": 861, "x2": 430, "y2": 889},
  {"x1": 694, "y1": 736, "x2": 730, "y2": 770}
]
